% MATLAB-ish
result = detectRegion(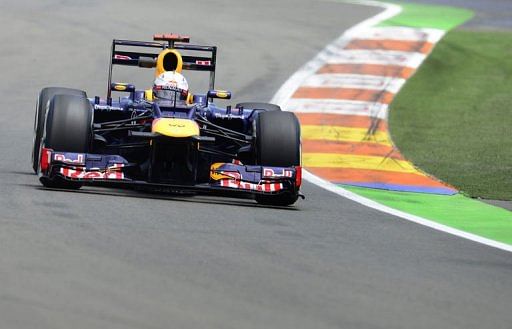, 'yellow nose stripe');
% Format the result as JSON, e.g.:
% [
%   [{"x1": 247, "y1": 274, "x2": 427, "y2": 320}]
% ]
[{"x1": 152, "y1": 118, "x2": 199, "y2": 138}]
